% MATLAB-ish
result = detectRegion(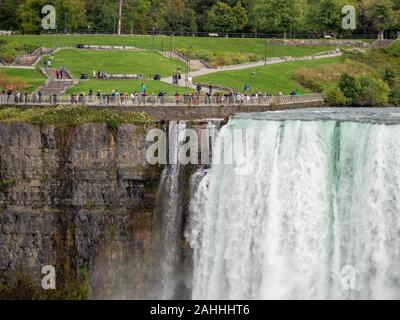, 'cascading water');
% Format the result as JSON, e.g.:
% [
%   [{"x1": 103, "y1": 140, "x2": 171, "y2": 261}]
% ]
[
  {"x1": 152, "y1": 121, "x2": 188, "y2": 300},
  {"x1": 186, "y1": 108, "x2": 400, "y2": 300}
]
